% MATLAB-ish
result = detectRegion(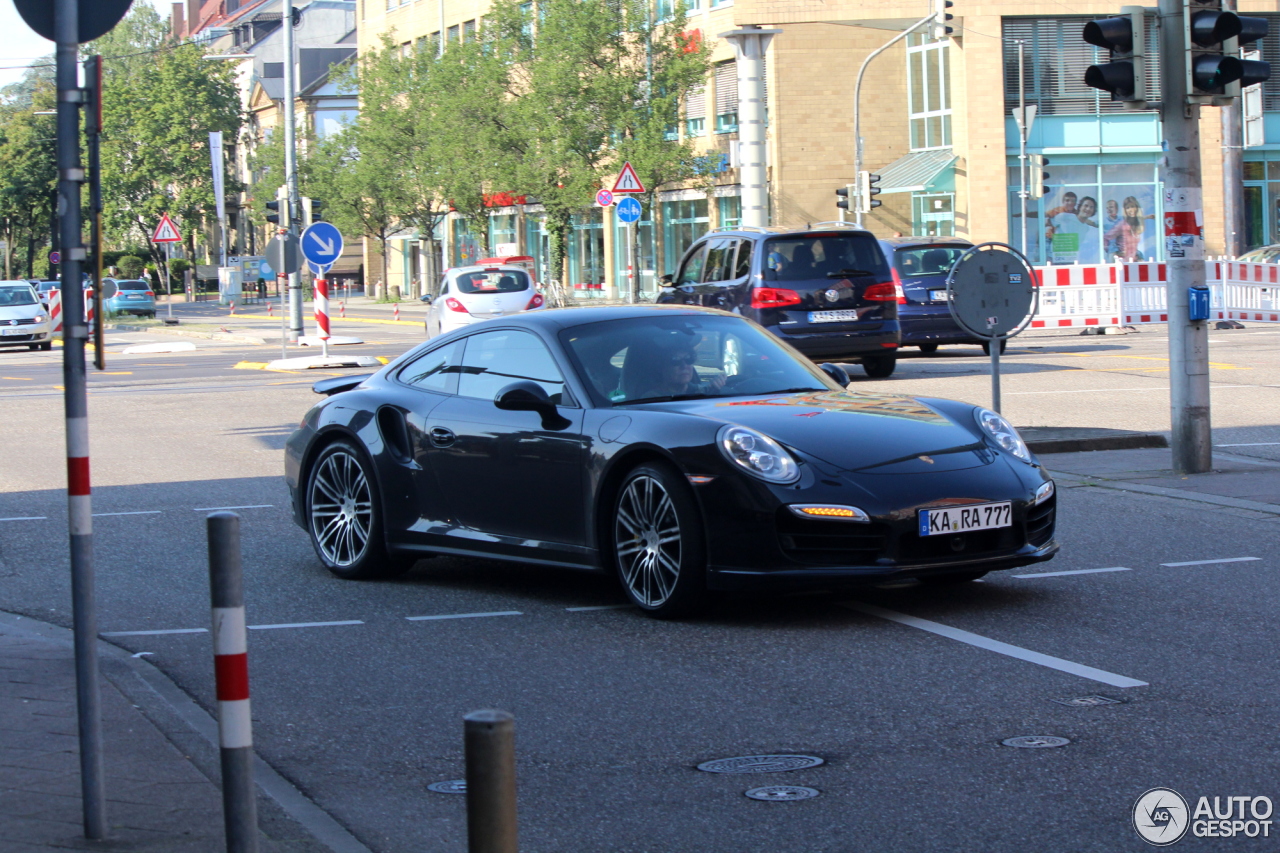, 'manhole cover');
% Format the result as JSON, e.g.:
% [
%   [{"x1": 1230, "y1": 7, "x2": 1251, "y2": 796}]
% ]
[
  {"x1": 1051, "y1": 695, "x2": 1122, "y2": 707},
  {"x1": 1002, "y1": 736, "x2": 1070, "y2": 749},
  {"x1": 427, "y1": 780, "x2": 467, "y2": 794},
  {"x1": 697, "y1": 755, "x2": 824, "y2": 774},
  {"x1": 745, "y1": 786, "x2": 820, "y2": 802}
]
